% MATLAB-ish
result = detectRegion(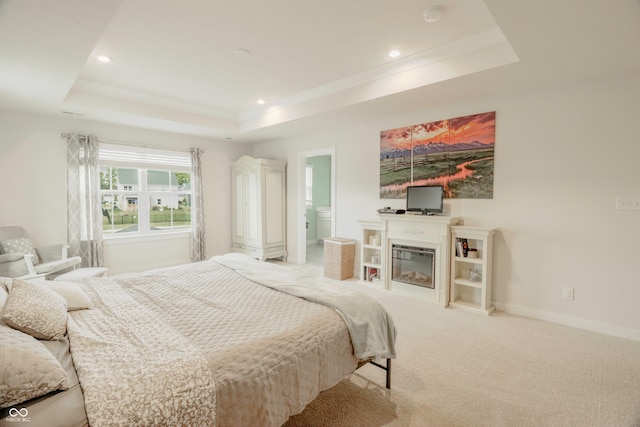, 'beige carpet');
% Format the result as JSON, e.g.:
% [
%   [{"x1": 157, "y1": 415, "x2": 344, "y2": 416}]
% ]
[{"x1": 282, "y1": 268, "x2": 640, "y2": 427}]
